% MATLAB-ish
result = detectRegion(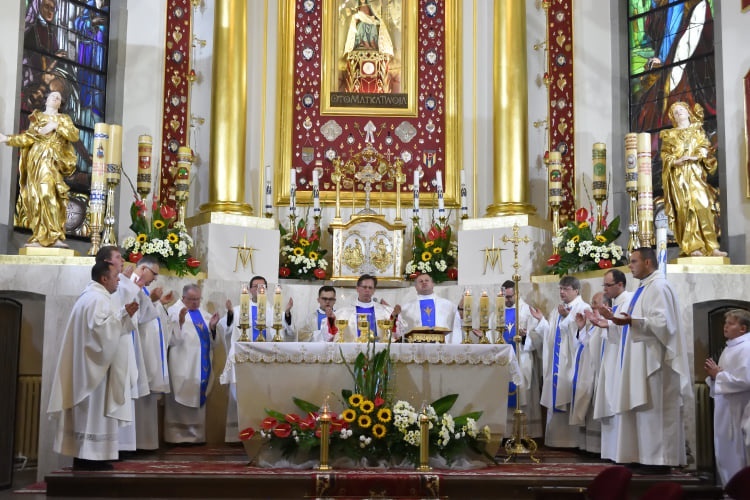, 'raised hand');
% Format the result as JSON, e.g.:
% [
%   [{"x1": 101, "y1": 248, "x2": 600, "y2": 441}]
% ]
[{"x1": 125, "y1": 300, "x2": 139, "y2": 317}]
